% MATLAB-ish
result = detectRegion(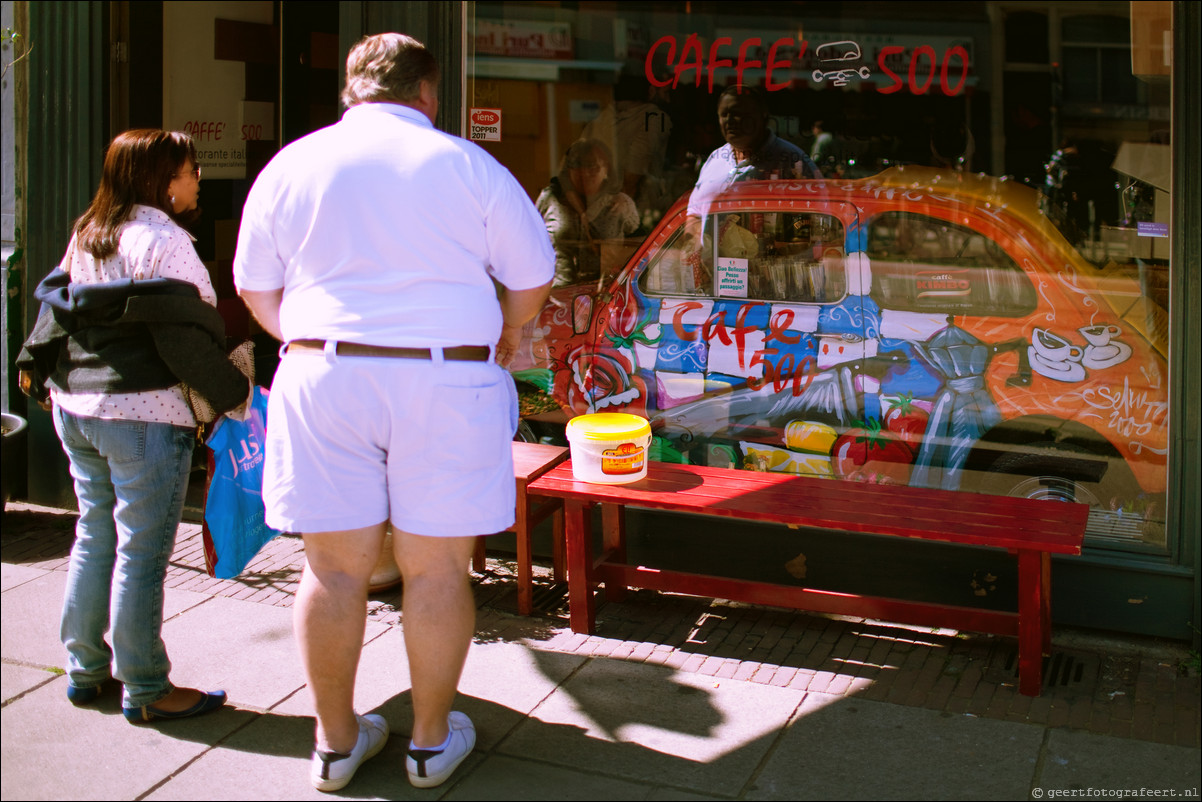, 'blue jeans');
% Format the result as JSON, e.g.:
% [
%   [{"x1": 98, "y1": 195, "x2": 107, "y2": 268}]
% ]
[{"x1": 53, "y1": 406, "x2": 195, "y2": 708}]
